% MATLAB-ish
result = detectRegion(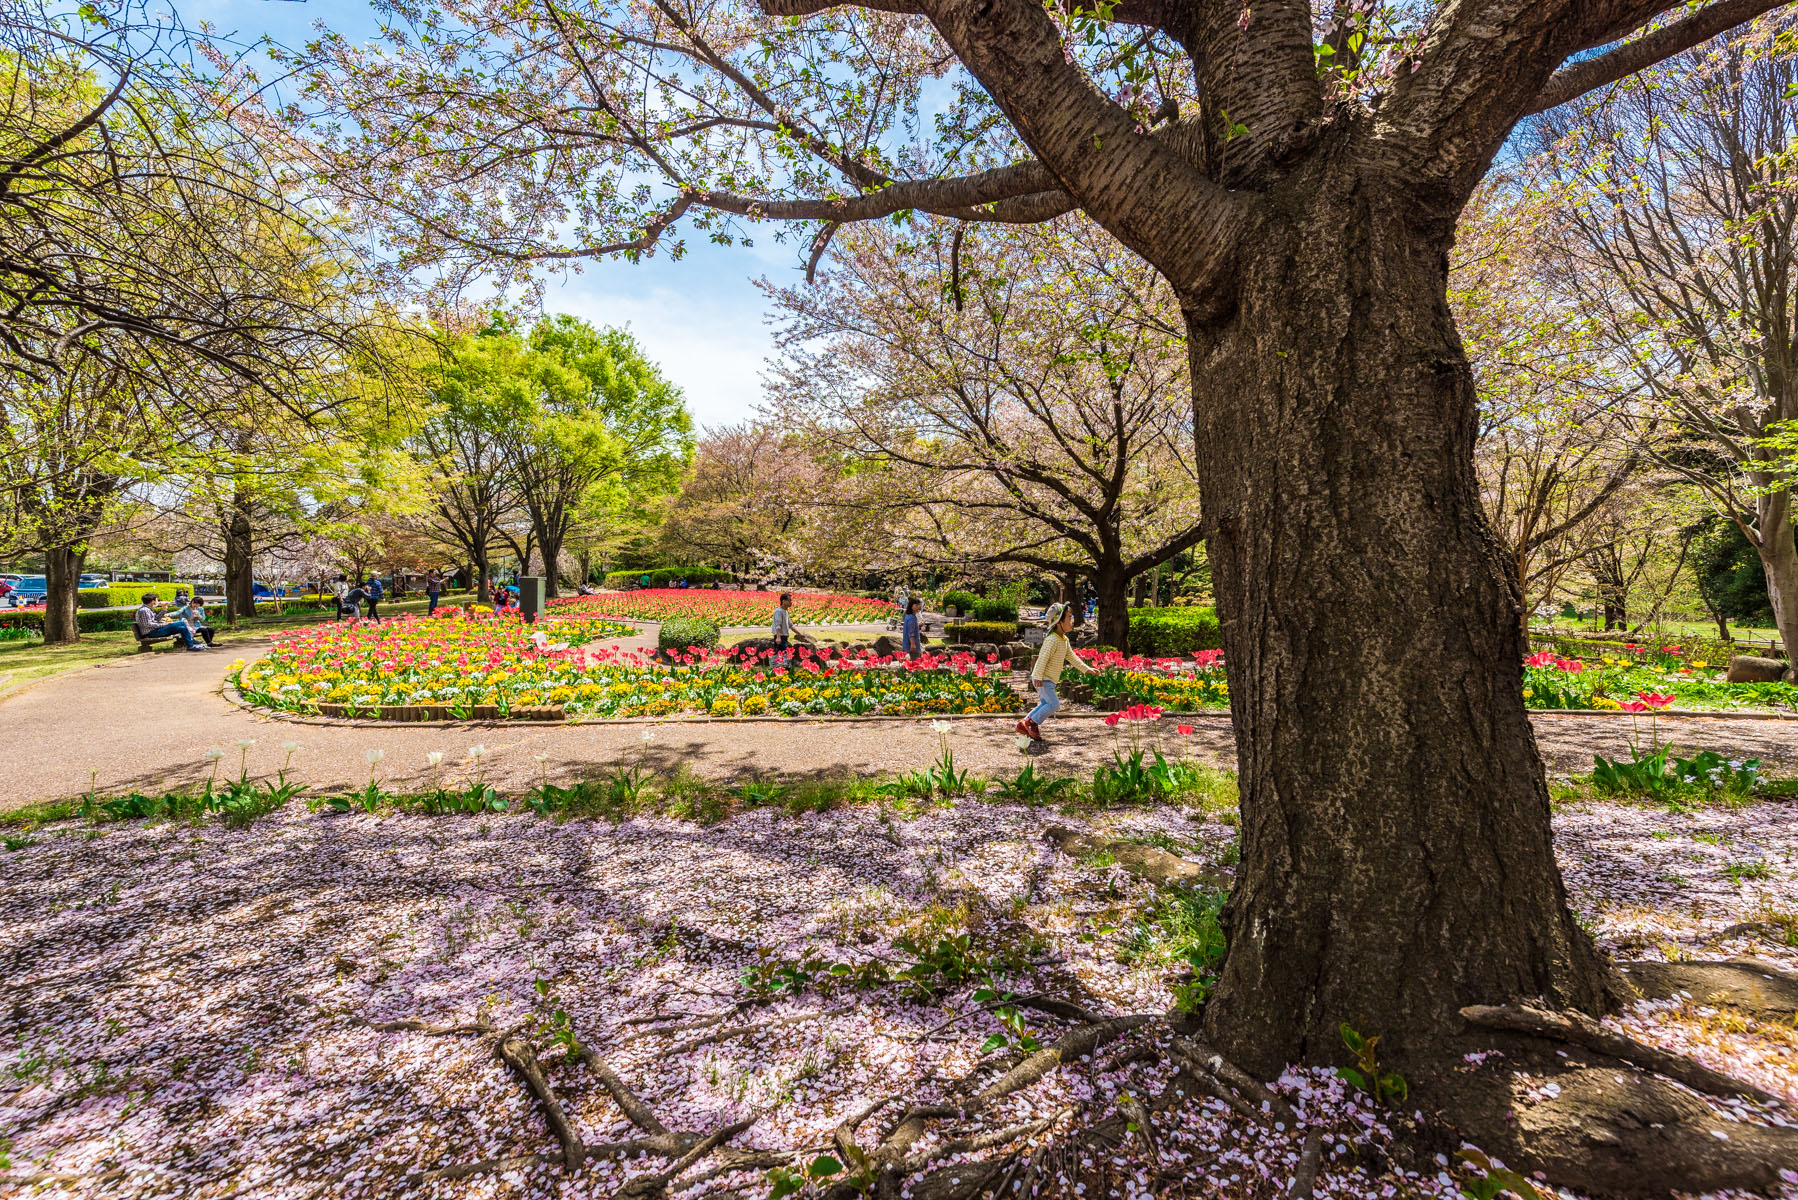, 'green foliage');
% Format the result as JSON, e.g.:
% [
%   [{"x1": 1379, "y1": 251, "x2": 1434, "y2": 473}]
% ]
[
  {"x1": 77, "y1": 777, "x2": 303, "y2": 827},
  {"x1": 658, "y1": 616, "x2": 721, "y2": 651},
  {"x1": 0, "y1": 609, "x2": 137, "y2": 634},
  {"x1": 1588, "y1": 747, "x2": 1760, "y2": 809},
  {"x1": 1337, "y1": 1023, "x2": 1407, "y2": 1107},
  {"x1": 939, "y1": 589, "x2": 981, "y2": 616},
  {"x1": 1692, "y1": 517, "x2": 1781, "y2": 626},
  {"x1": 971, "y1": 598, "x2": 1019, "y2": 622},
  {"x1": 74, "y1": 583, "x2": 201, "y2": 609},
  {"x1": 1128, "y1": 606, "x2": 1222, "y2": 655},
  {"x1": 992, "y1": 762, "x2": 1074, "y2": 804},
  {"x1": 1457, "y1": 1149, "x2": 1547, "y2": 1200},
  {"x1": 947, "y1": 620, "x2": 1020, "y2": 644},
  {"x1": 605, "y1": 566, "x2": 734, "y2": 590},
  {"x1": 1120, "y1": 886, "x2": 1228, "y2": 1012}
]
